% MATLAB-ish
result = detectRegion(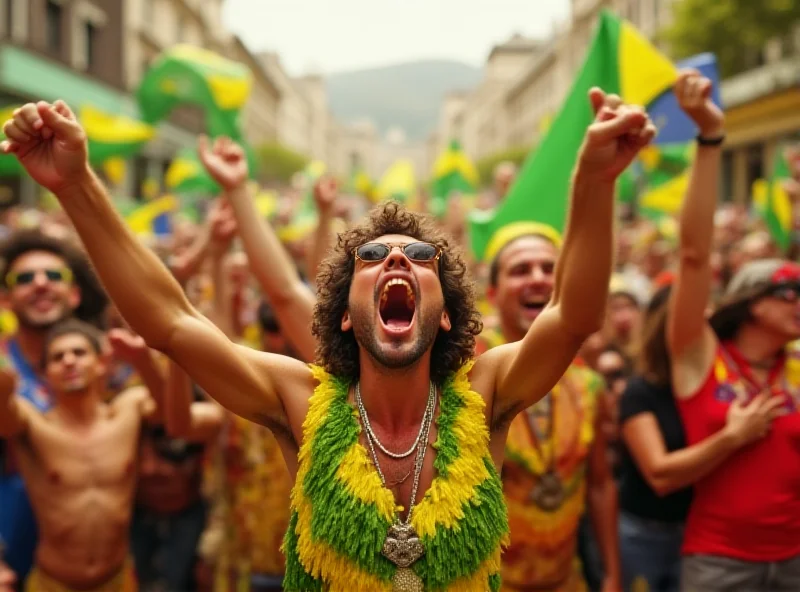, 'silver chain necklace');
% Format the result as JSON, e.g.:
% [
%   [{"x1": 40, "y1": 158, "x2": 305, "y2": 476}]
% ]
[
  {"x1": 355, "y1": 381, "x2": 435, "y2": 458},
  {"x1": 356, "y1": 383, "x2": 437, "y2": 591}
]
